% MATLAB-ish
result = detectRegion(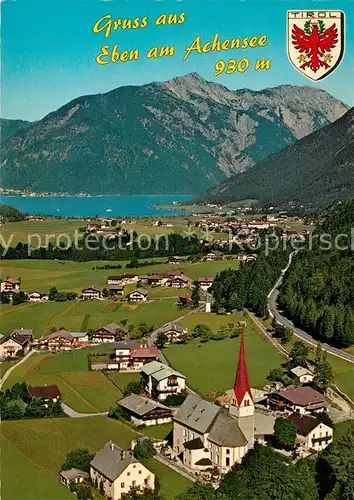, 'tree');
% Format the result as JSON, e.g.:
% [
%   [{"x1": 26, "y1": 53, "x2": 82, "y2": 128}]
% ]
[
  {"x1": 267, "y1": 368, "x2": 284, "y2": 383},
  {"x1": 122, "y1": 489, "x2": 162, "y2": 500},
  {"x1": 290, "y1": 341, "x2": 309, "y2": 368},
  {"x1": 49, "y1": 287, "x2": 58, "y2": 301},
  {"x1": 123, "y1": 381, "x2": 142, "y2": 396},
  {"x1": 325, "y1": 426, "x2": 354, "y2": 500},
  {"x1": 155, "y1": 332, "x2": 167, "y2": 349},
  {"x1": 313, "y1": 353, "x2": 334, "y2": 391},
  {"x1": 191, "y1": 286, "x2": 200, "y2": 308},
  {"x1": 108, "y1": 405, "x2": 130, "y2": 421},
  {"x1": 175, "y1": 482, "x2": 220, "y2": 500},
  {"x1": 61, "y1": 449, "x2": 93, "y2": 473},
  {"x1": 102, "y1": 287, "x2": 109, "y2": 298},
  {"x1": 133, "y1": 438, "x2": 156, "y2": 460},
  {"x1": 274, "y1": 417, "x2": 297, "y2": 449},
  {"x1": 191, "y1": 324, "x2": 212, "y2": 340},
  {"x1": 70, "y1": 483, "x2": 93, "y2": 499}
]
